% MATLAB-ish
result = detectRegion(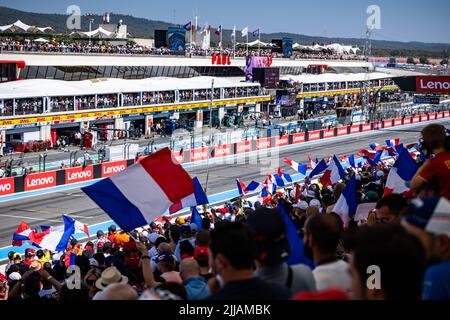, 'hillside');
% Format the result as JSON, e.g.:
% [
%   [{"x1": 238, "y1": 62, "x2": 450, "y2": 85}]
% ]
[{"x1": 0, "y1": 6, "x2": 449, "y2": 58}]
